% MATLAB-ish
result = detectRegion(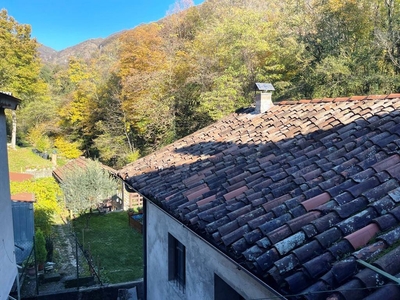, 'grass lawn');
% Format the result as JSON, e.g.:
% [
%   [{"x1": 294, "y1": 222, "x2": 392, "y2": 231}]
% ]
[
  {"x1": 7, "y1": 146, "x2": 53, "y2": 172},
  {"x1": 73, "y1": 211, "x2": 143, "y2": 284}
]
